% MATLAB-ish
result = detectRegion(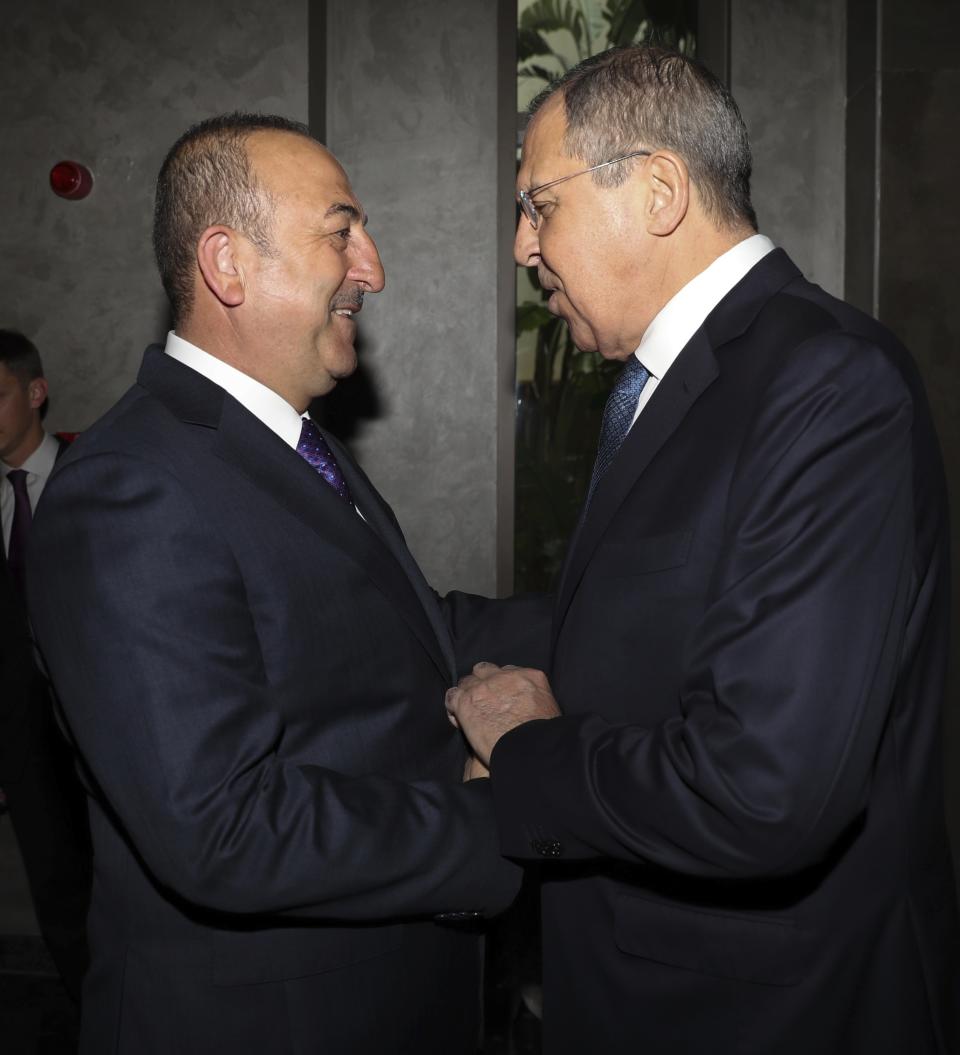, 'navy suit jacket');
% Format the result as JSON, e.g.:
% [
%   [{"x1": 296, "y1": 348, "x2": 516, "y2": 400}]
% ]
[
  {"x1": 26, "y1": 348, "x2": 538, "y2": 1054},
  {"x1": 0, "y1": 434, "x2": 70, "y2": 782},
  {"x1": 491, "y1": 250, "x2": 960, "y2": 1053}
]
